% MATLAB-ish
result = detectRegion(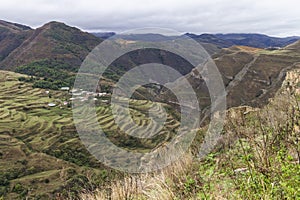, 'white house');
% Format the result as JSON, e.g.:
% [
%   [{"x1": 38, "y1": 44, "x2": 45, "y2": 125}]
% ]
[{"x1": 61, "y1": 87, "x2": 70, "y2": 91}]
